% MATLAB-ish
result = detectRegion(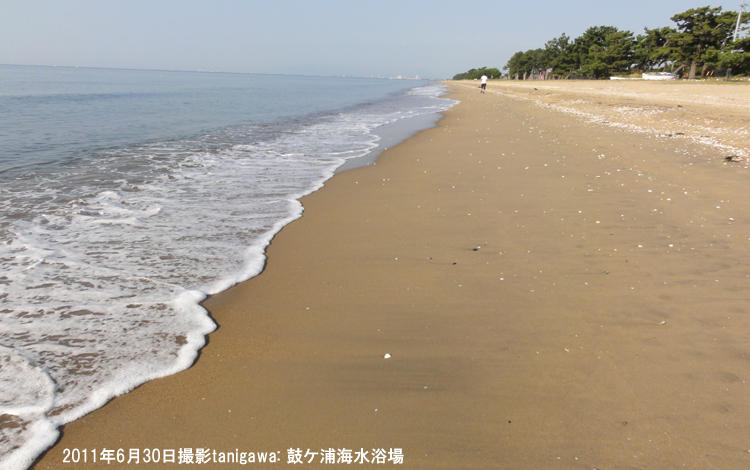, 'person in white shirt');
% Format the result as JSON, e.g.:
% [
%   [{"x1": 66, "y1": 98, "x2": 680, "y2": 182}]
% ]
[{"x1": 480, "y1": 74, "x2": 488, "y2": 93}]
